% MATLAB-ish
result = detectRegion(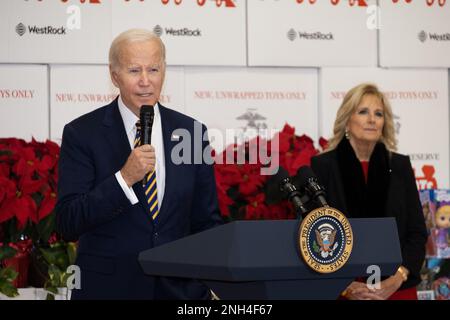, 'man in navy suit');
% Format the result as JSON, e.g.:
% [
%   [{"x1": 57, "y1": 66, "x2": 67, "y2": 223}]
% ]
[{"x1": 56, "y1": 29, "x2": 222, "y2": 299}]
